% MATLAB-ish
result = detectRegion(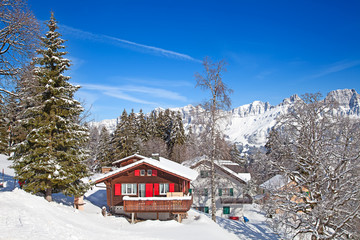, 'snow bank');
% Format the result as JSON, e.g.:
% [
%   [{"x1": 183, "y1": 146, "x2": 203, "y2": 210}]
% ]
[
  {"x1": 0, "y1": 189, "x2": 240, "y2": 240},
  {"x1": 0, "y1": 154, "x2": 278, "y2": 240}
]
